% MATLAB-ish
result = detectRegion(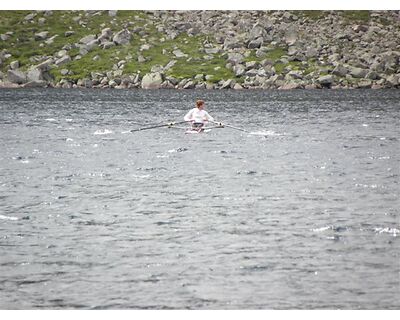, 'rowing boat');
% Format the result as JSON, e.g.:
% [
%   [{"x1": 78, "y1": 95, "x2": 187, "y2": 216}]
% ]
[
  {"x1": 185, "y1": 128, "x2": 212, "y2": 134},
  {"x1": 128, "y1": 120, "x2": 255, "y2": 135}
]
